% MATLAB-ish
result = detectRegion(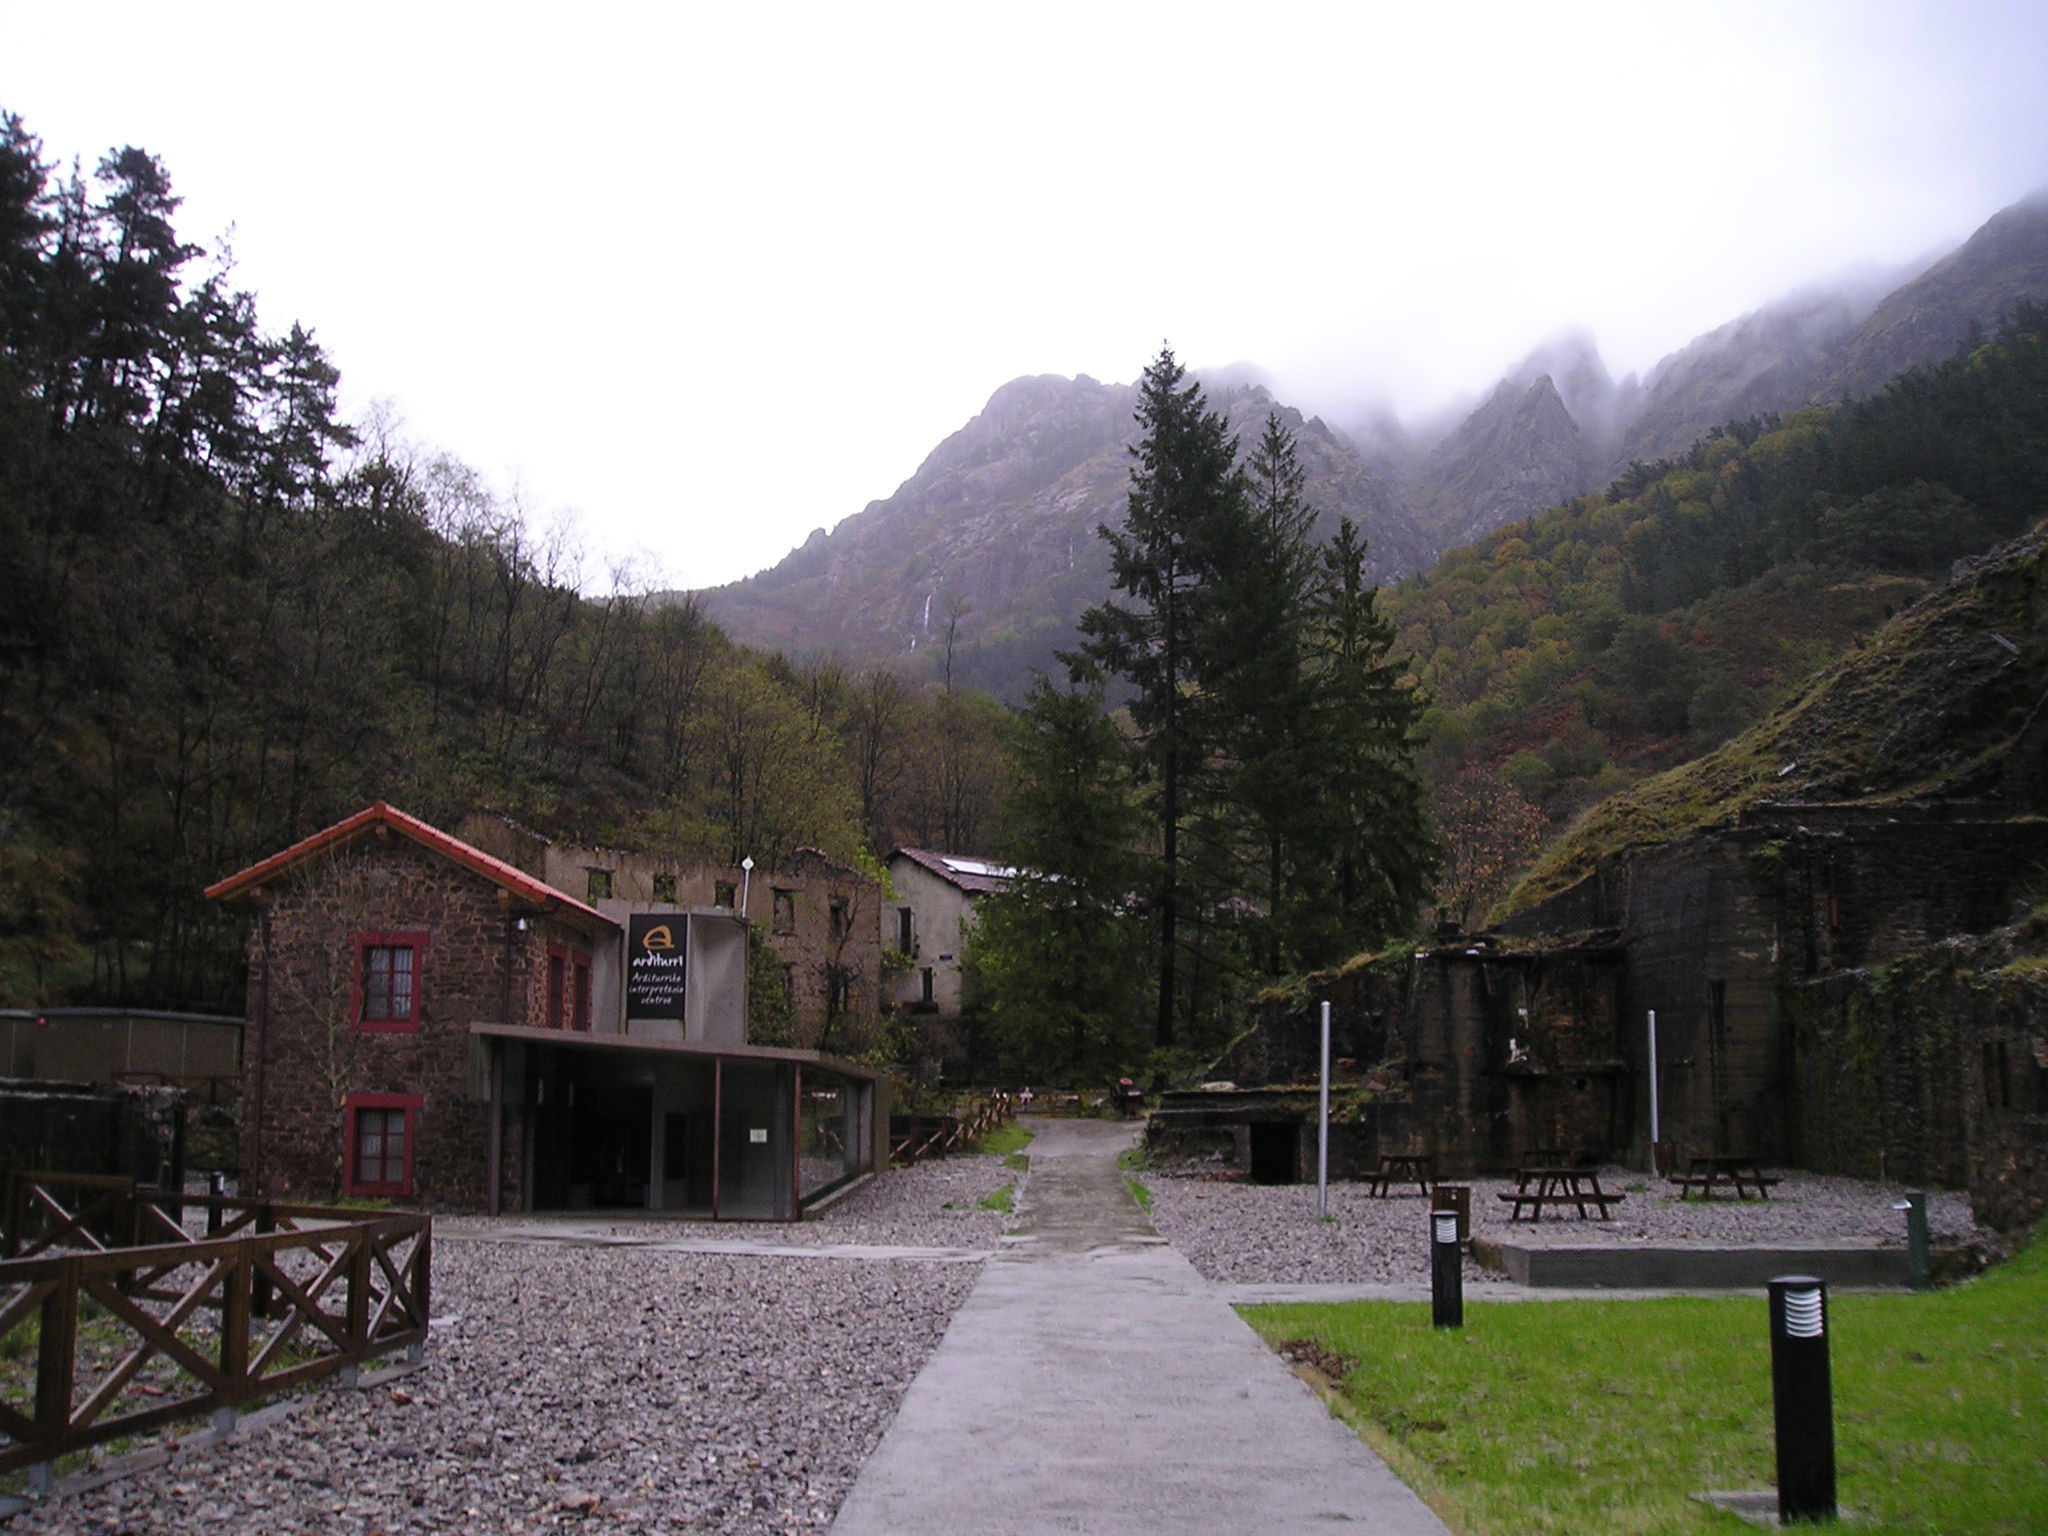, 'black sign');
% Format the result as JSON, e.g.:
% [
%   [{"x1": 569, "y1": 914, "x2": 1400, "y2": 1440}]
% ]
[{"x1": 626, "y1": 913, "x2": 687, "y2": 1019}]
